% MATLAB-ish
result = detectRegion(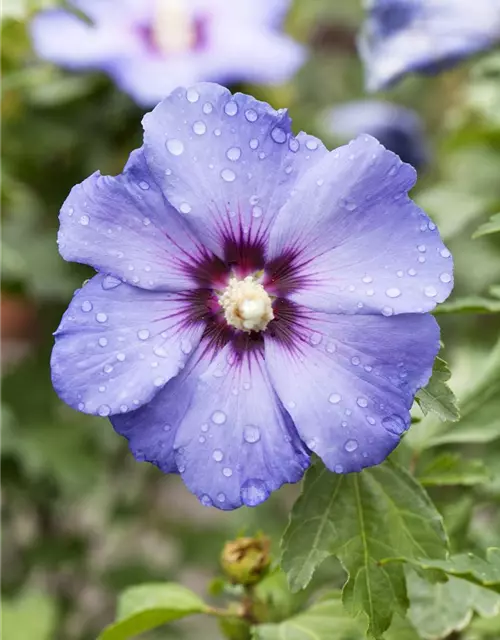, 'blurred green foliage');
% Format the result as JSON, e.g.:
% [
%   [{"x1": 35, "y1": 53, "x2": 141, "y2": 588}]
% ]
[{"x1": 2, "y1": 1, "x2": 500, "y2": 639}]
